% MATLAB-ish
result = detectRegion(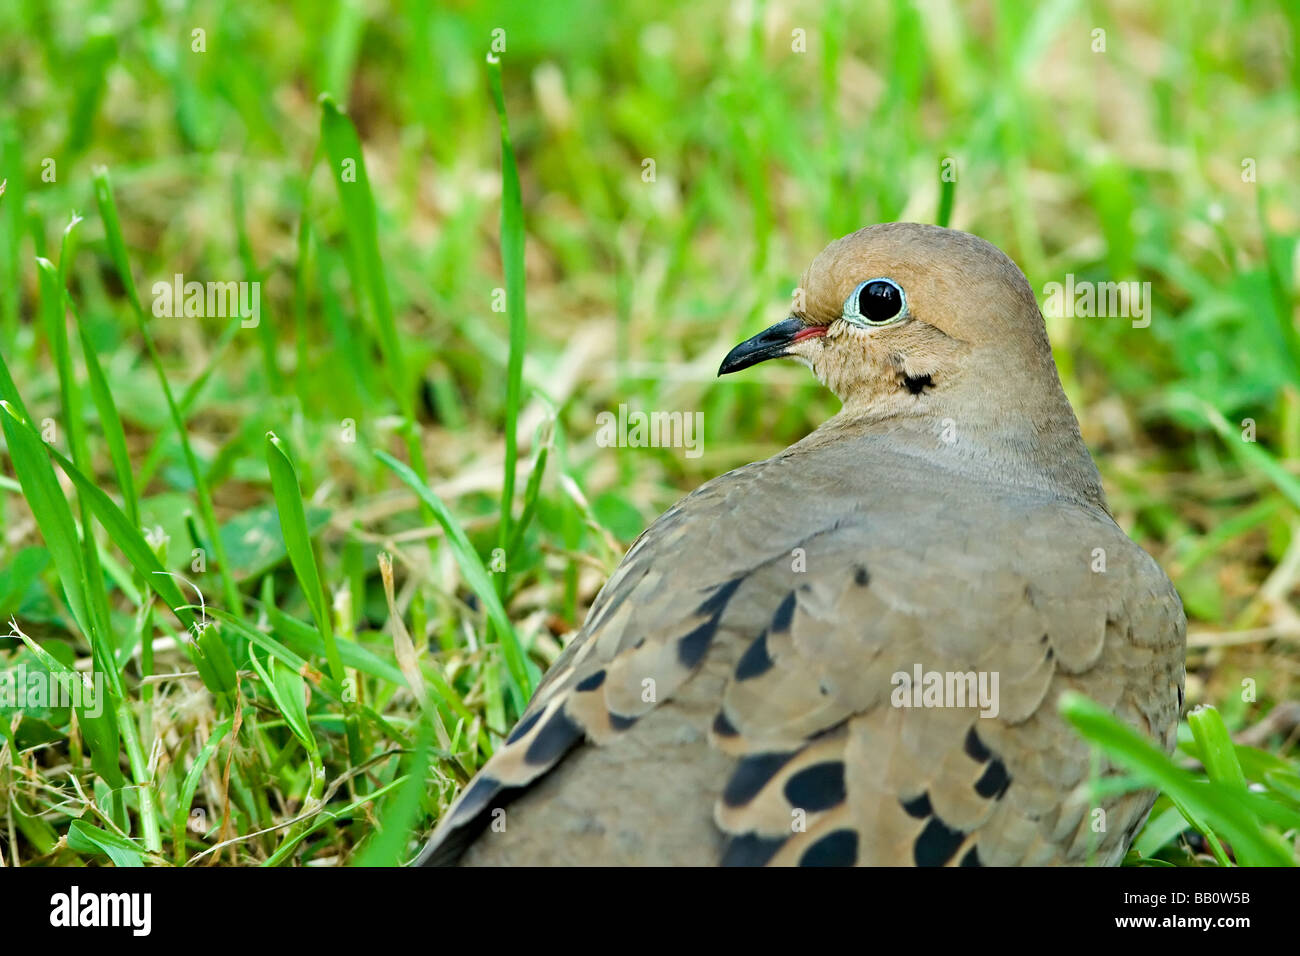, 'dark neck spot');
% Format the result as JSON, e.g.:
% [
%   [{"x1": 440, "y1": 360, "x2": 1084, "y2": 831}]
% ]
[{"x1": 903, "y1": 372, "x2": 933, "y2": 395}]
